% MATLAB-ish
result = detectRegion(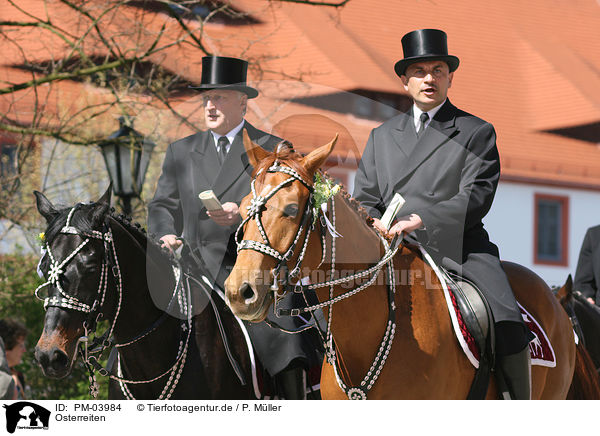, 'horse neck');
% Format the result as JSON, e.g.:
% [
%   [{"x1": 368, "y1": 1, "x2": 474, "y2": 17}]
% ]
[
  {"x1": 311, "y1": 193, "x2": 390, "y2": 332},
  {"x1": 108, "y1": 219, "x2": 176, "y2": 344},
  {"x1": 312, "y1": 196, "x2": 449, "y2": 377}
]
